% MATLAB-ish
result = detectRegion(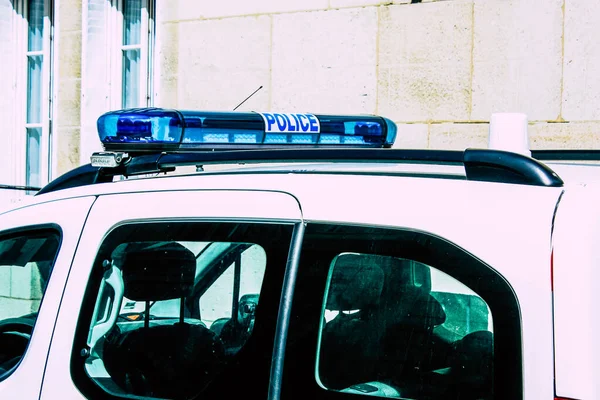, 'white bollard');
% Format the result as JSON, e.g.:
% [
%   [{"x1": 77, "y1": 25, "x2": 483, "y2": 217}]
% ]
[{"x1": 488, "y1": 113, "x2": 531, "y2": 157}]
